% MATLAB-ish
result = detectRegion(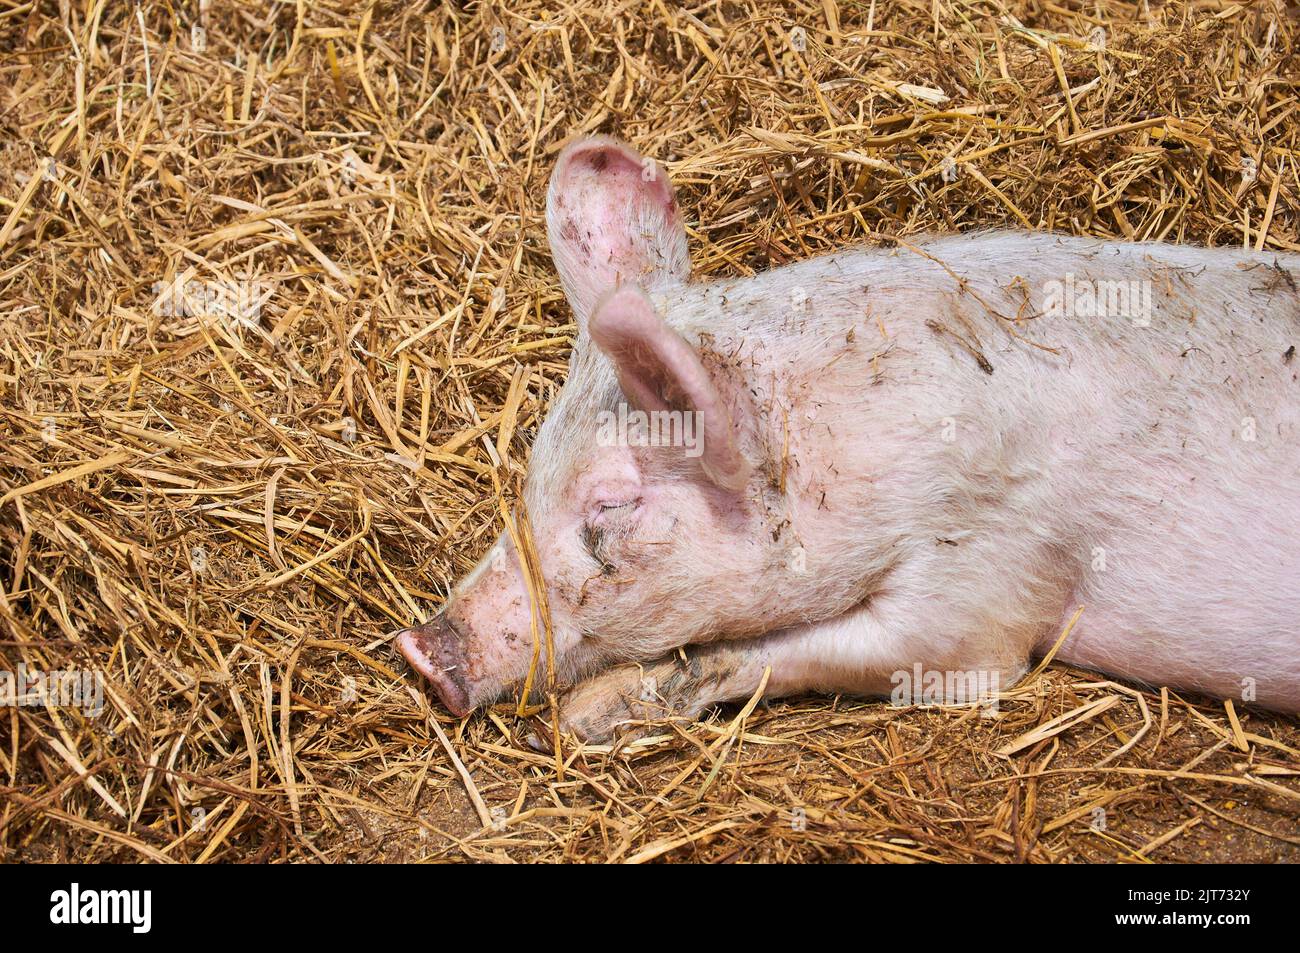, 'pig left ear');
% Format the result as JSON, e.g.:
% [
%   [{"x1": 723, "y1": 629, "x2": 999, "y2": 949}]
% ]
[
  {"x1": 546, "y1": 137, "x2": 690, "y2": 328},
  {"x1": 589, "y1": 285, "x2": 750, "y2": 493}
]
